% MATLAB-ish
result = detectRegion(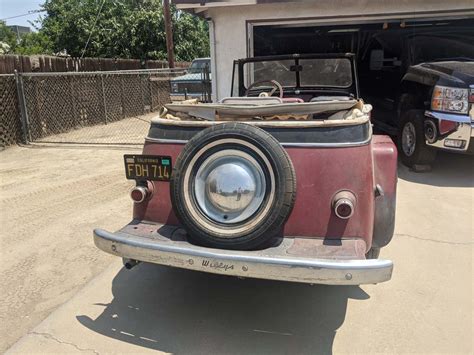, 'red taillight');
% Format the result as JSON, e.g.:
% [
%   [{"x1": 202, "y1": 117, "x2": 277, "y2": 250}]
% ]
[
  {"x1": 332, "y1": 191, "x2": 356, "y2": 219},
  {"x1": 130, "y1": 186, "x2": 149, "y2": 203}
]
